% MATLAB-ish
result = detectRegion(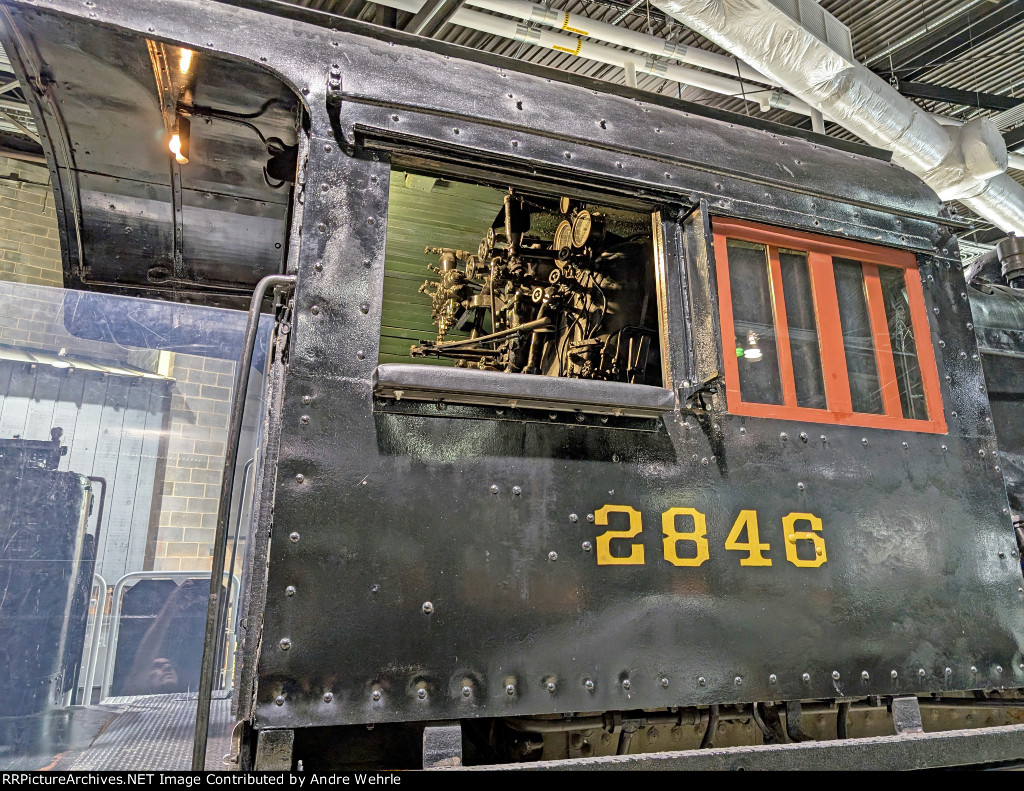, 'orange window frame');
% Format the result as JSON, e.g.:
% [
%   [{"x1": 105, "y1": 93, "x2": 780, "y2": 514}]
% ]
[{"x1": 712, "y1": 217, "x2": 946, "y2": 434}]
